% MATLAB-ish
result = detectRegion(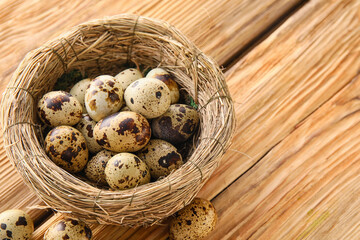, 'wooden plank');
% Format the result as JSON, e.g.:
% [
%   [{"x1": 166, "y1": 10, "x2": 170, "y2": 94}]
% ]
[
  {"x1": 198, "y1": 0, "x2": 360, "y2": 199},
  {"x1": 210, "y1": 70, "x2": 360, "y2": 240},
  {"x1": 0, "y1": 0, "x2": 303, "y2": 89},
  {"x1": 207, "y1": 1, "x2": 360, "y2": 239},
  {"x1": 0, "y1": 0, "x2": 303, "y2": 235}
]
